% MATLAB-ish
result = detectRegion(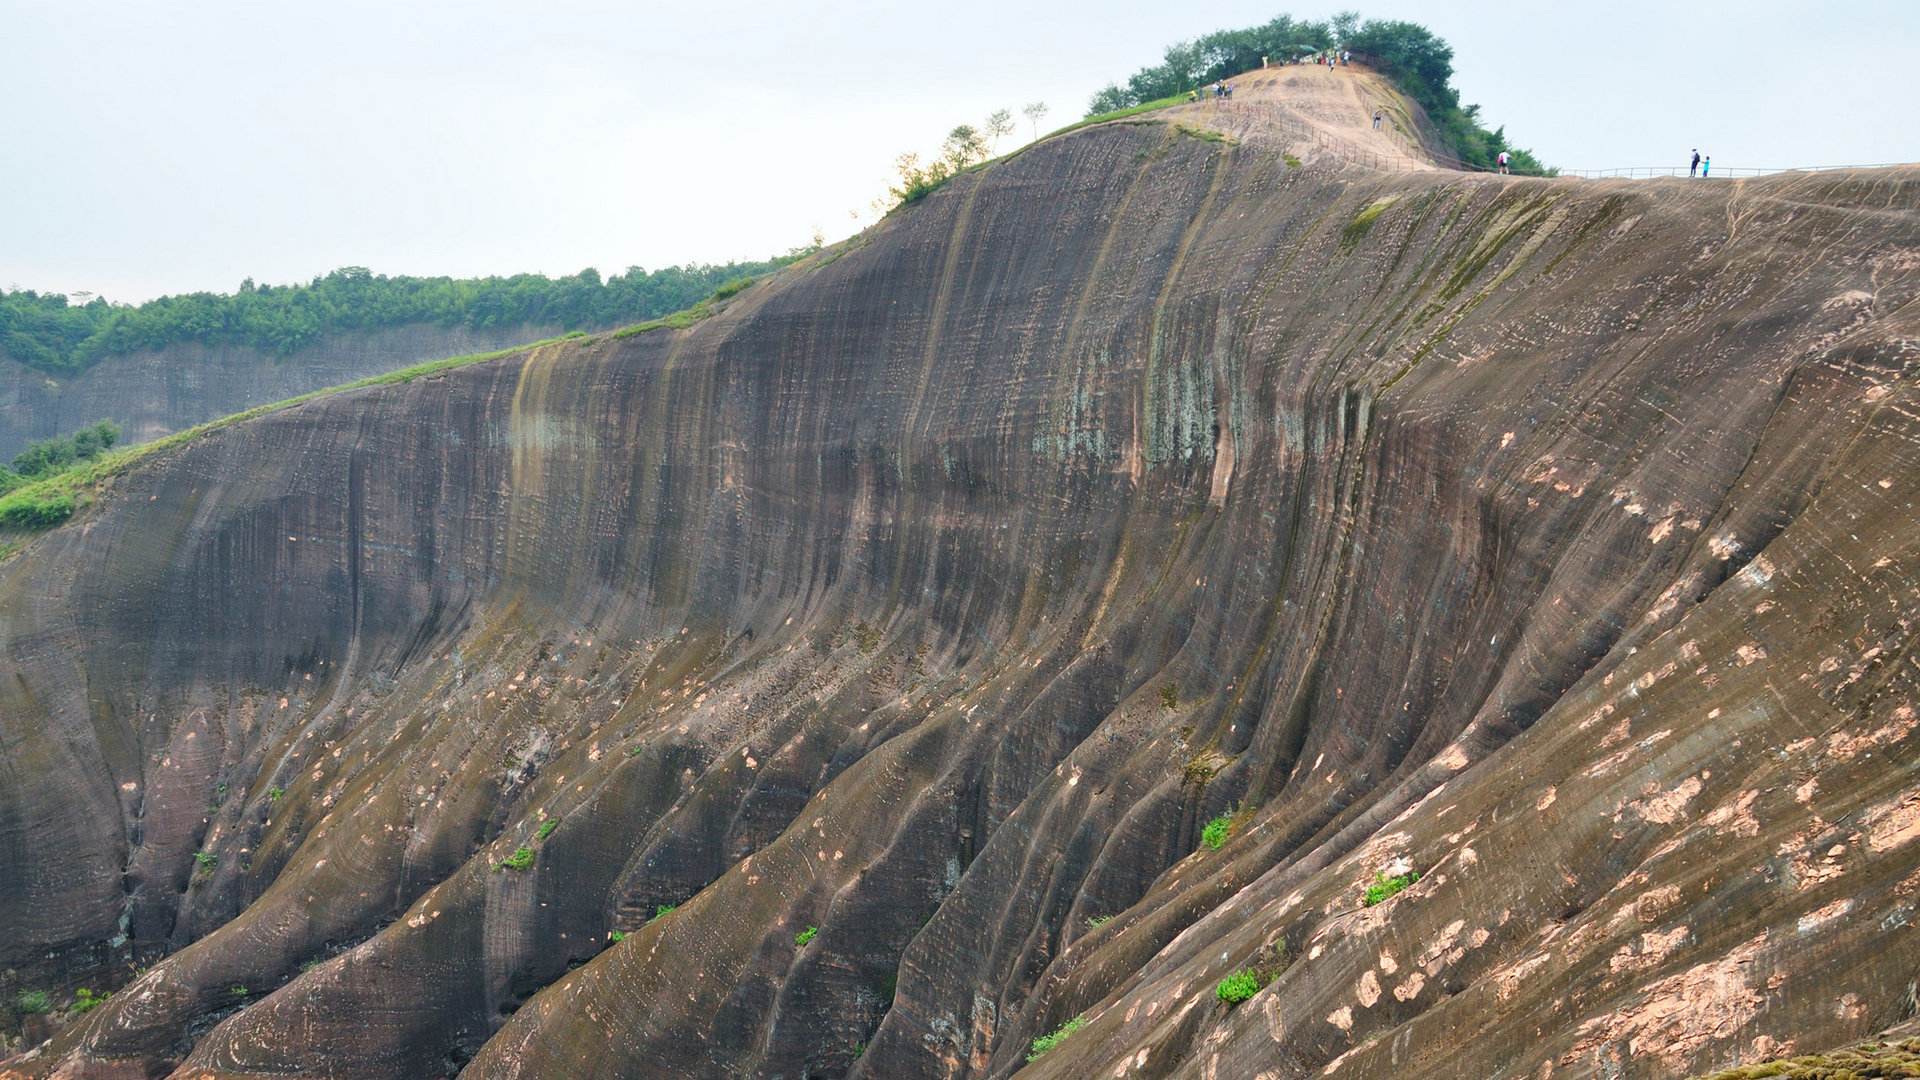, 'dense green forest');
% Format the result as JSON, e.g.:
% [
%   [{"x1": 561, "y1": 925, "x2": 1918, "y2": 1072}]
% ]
[
  {"x1": 1084, "y1": 11, "x2": 1549, "y2": 175},
  {"x1": 1, "y1": 255, "x2": 806, "y2": 376}
]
